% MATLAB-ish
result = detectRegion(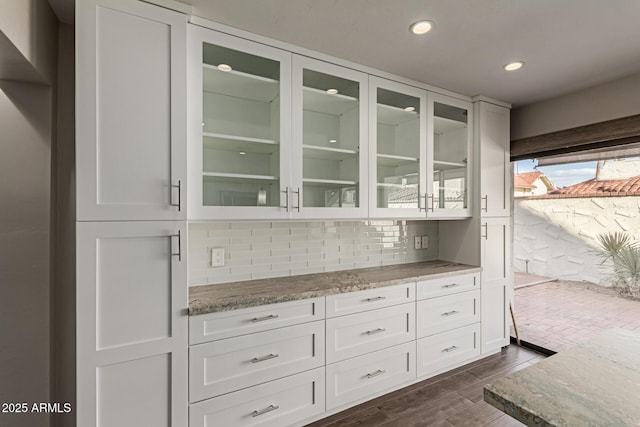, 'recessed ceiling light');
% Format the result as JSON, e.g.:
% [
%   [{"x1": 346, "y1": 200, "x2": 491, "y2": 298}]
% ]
[
  {"x1": 326, "y1": 88, "x2": 338, "y2": 95},
  {"x1": 218, "y1": 64, "x2": 232, "y2": 72},
  {"x1": 404, "y1": 106, "x2": 416, "y2": 112},
  {"x1": 410, "y1": 21, "x2": 433, "y2": 35},
  {"x1": 504, "y1": 61, "x2": 525, "y2": 71}
]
